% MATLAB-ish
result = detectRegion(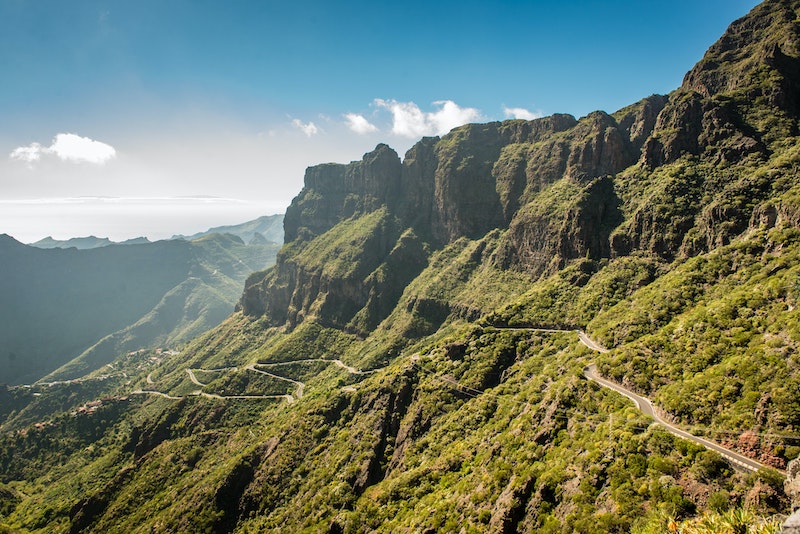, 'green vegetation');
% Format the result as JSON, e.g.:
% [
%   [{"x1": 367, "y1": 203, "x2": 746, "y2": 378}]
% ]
[
  {"x1": 633, "y1": 506, "x2": 784, "y2": 534},
  {"x1": 0, "y1": 232, "x2": 279, "y2": 385},
  {"x1": 3, "y1": 2, "x2": 800, "y2": 531}
]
